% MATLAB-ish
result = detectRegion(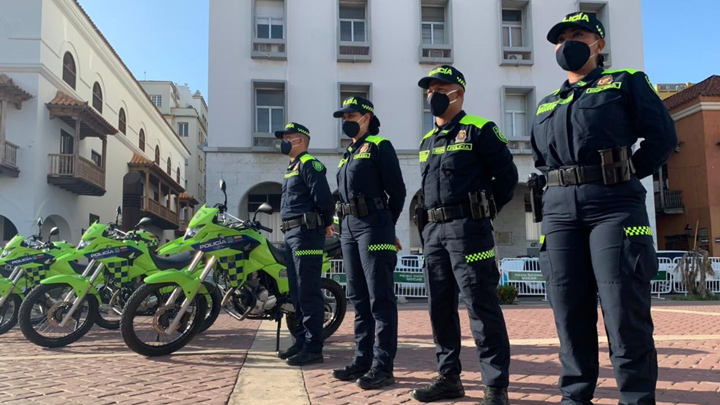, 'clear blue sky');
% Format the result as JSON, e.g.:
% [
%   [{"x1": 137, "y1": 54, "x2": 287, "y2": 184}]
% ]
[{"x1": 79, "y1": 0, "x2": 719, "y2": 102}]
